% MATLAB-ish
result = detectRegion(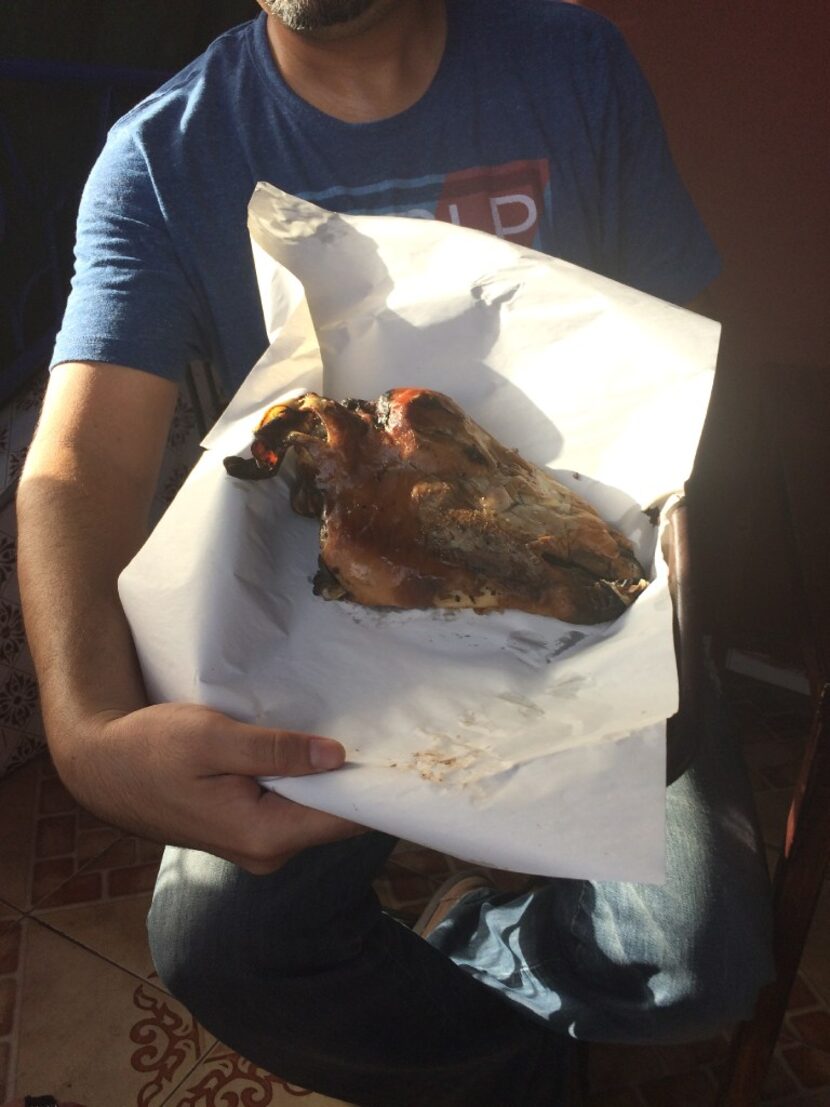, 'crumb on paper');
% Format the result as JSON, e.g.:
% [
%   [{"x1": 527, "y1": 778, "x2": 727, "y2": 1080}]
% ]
[
  {"x1": 408, "y1": 746, "x2": 475, "y2": 785},
  {"x1": 387, "y1": 732, "x2": 513, "y2": 794}
]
